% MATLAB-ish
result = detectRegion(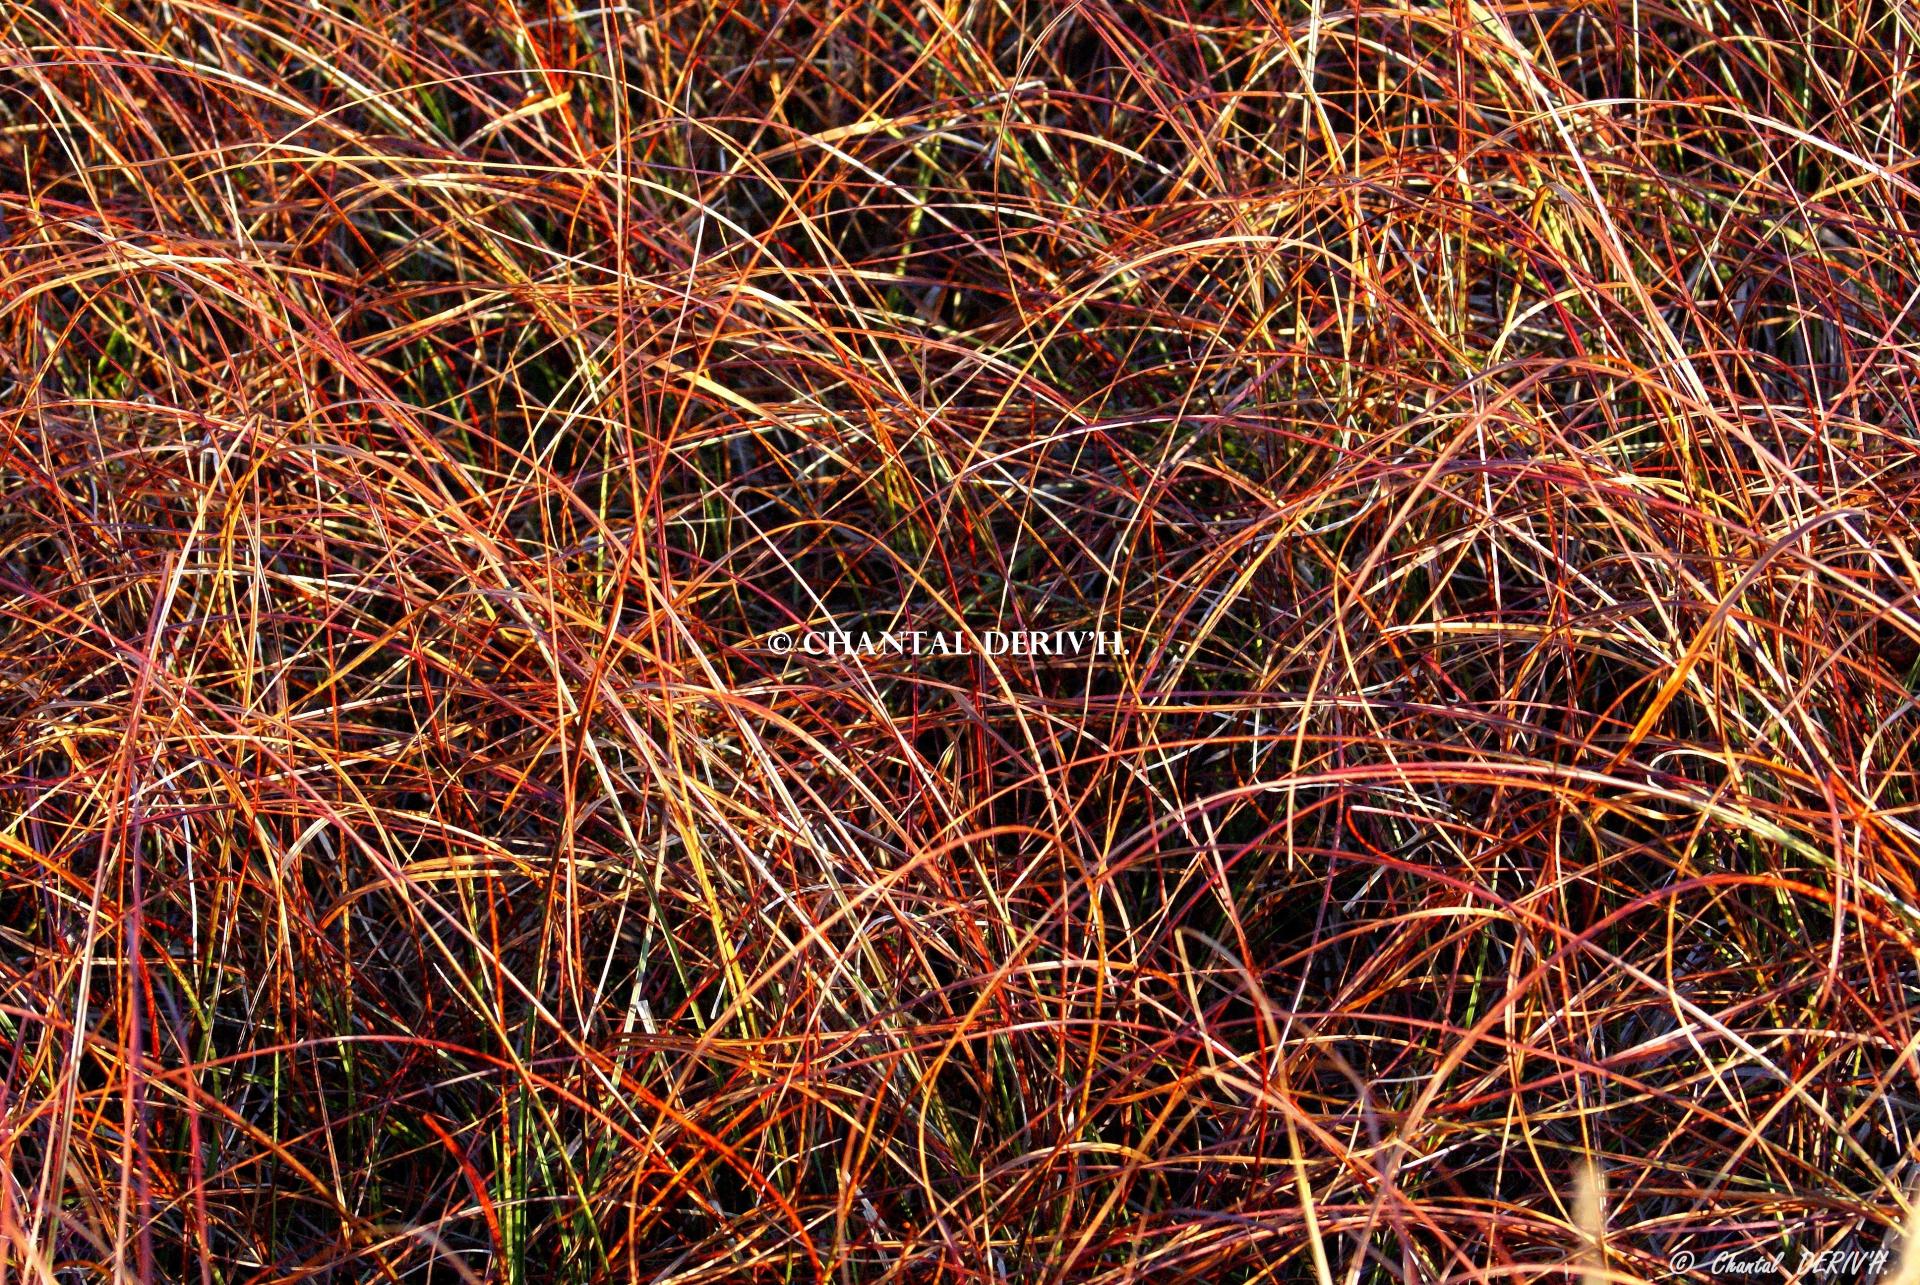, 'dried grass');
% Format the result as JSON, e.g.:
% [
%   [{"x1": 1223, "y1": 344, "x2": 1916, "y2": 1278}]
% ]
[{"x1": 3, "y1": 0, "x2": 1920, "y2": 1280}]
